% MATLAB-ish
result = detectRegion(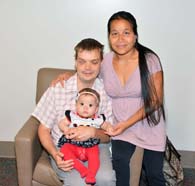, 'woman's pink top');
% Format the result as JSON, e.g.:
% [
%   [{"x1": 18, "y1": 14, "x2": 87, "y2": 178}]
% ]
[{"x1": 100, "y1": 52, "x2": 166, "y2": 151}]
